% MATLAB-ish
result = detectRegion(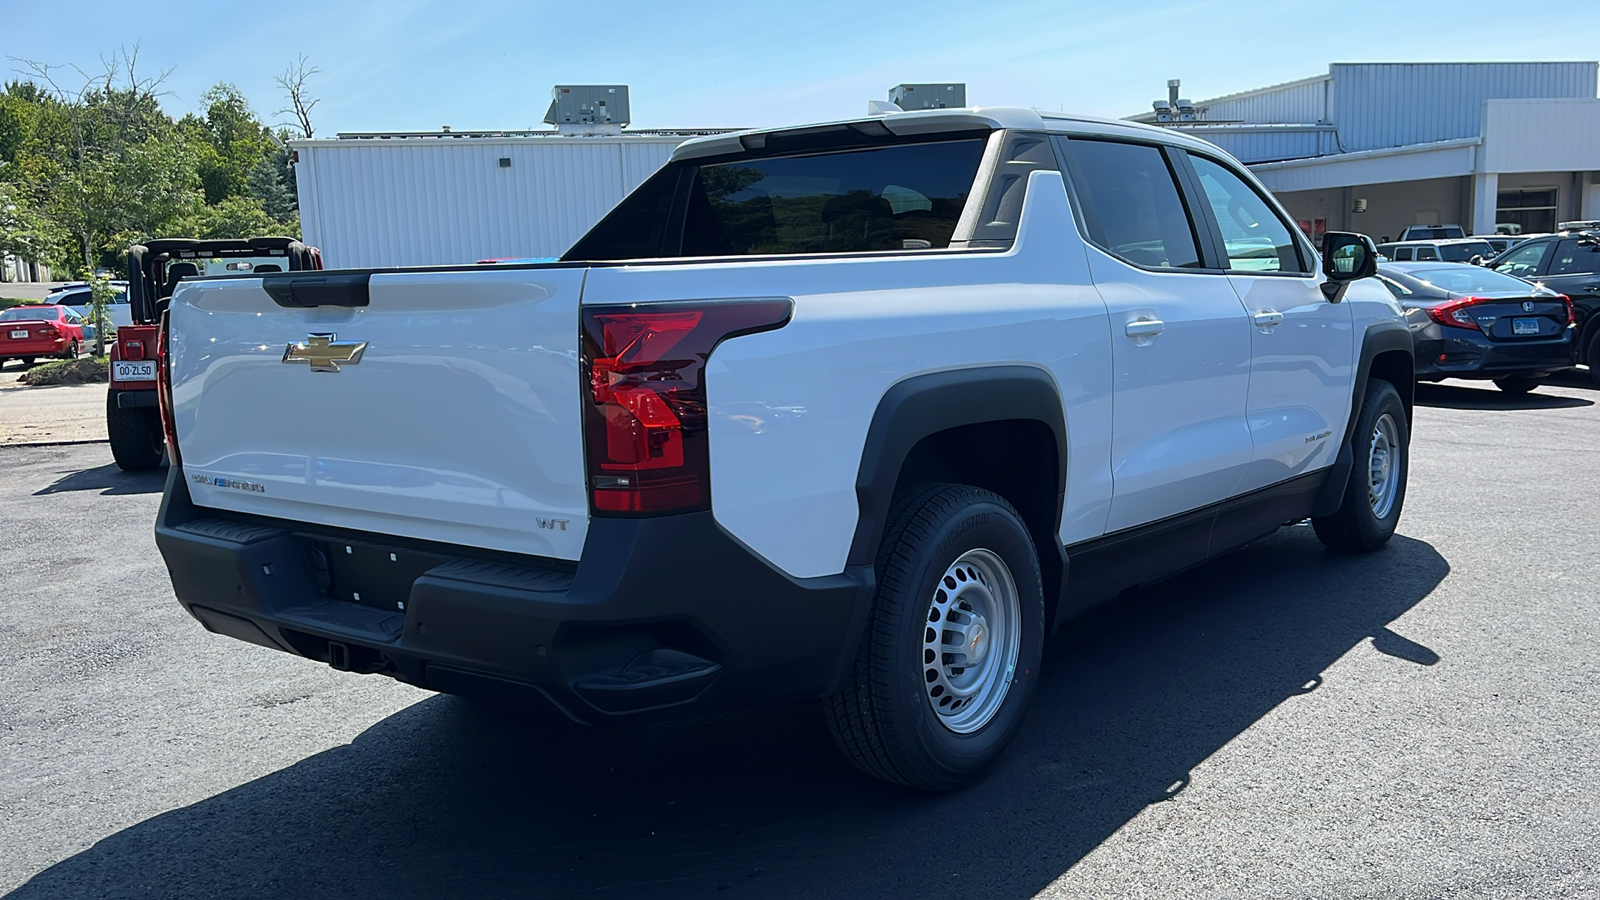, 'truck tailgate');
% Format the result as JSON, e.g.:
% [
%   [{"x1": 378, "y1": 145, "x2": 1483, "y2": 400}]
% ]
[{"x1": 167, "y1": 267, "x2": 590, "y2": 560}]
